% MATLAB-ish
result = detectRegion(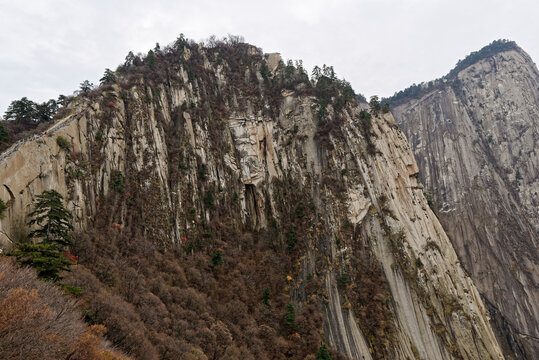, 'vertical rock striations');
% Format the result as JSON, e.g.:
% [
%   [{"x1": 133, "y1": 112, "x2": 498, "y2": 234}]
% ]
[
  {"x1": 392, "y1": 42, "x2": 539, "y2": 359},
  {"x1": 0, "y1": 41, "x2": 505, "y2": 359}
]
